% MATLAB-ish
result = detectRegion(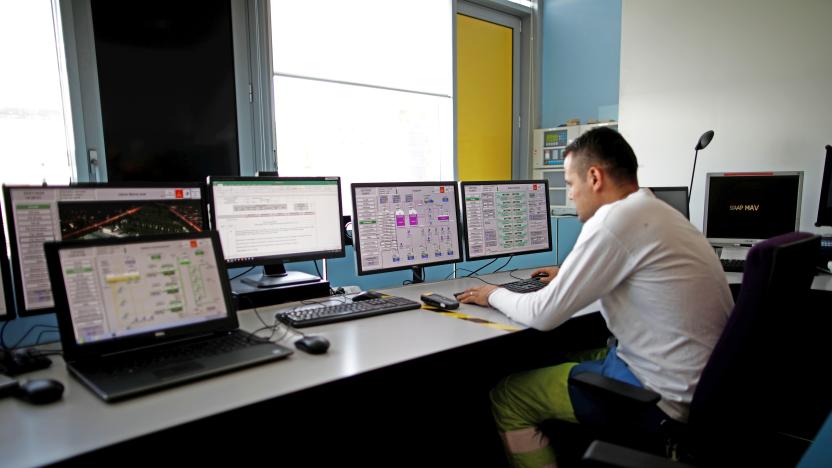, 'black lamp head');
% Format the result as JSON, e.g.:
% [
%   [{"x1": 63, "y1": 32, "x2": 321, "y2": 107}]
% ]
[{"x1": 695, "y1": 130, "x2": 715, "y2": 151}]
